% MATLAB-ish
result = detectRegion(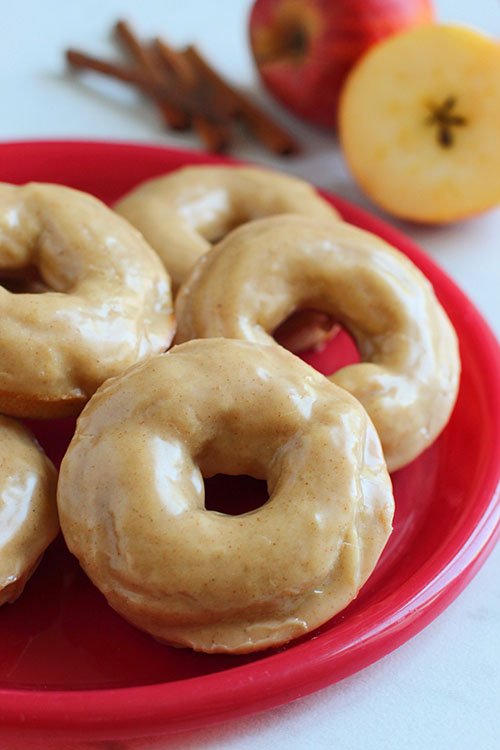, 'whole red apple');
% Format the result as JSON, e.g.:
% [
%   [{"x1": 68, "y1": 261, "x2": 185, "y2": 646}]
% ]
[{"x1": 249, "y1": 0, "x2": 434, "y2": 128}]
